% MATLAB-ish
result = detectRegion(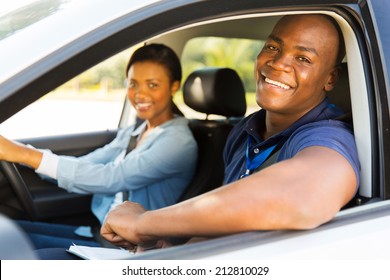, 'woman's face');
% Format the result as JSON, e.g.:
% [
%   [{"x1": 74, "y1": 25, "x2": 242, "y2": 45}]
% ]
[{"x1": 127, "y1": 61, "x2": 179, "y2": 127}]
